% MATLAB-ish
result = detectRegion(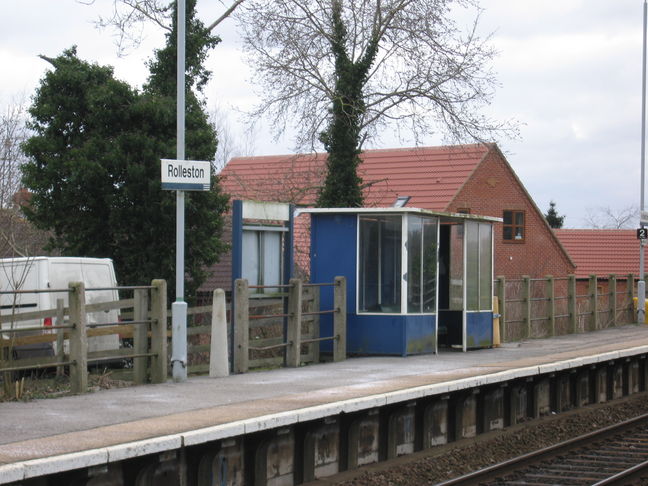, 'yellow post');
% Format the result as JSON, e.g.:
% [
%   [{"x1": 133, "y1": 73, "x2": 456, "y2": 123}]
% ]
[
  {"x1": 493, "y1": 296, "x2": 501, "y2": 347},
  {"x1": 633, "y1": 297, "x2": 648, "y2": 324}
]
